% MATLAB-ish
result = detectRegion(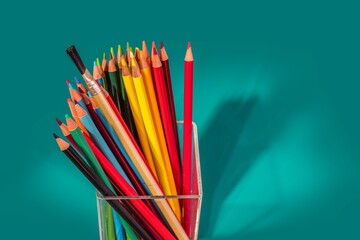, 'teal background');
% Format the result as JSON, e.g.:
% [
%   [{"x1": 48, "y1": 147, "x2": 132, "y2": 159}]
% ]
[{"x1": 1, "y1": 0, "x2": 360, "y2": 239}]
